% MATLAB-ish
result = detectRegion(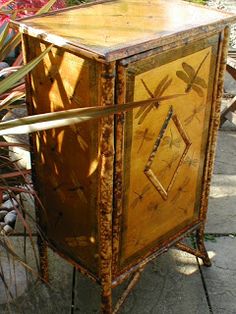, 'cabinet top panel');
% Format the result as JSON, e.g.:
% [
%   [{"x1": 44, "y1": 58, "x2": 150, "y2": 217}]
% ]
[{"x1": 12, "y1": 0, "x2": 236, "y2": 61}]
